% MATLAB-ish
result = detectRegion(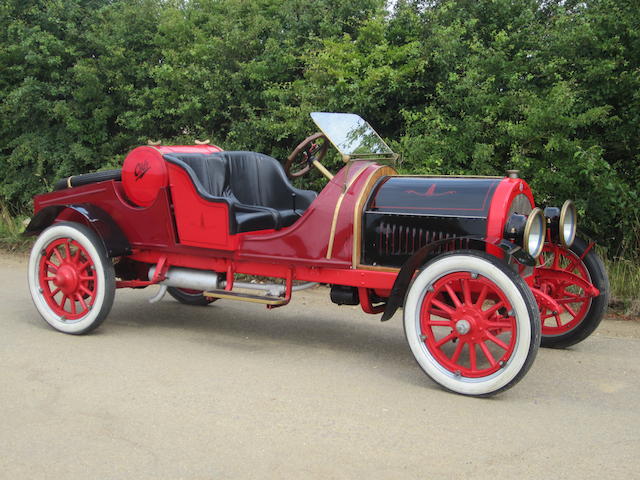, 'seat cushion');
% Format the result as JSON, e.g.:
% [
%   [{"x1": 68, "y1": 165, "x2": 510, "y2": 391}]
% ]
[{"x1": 235, "y1": 208, "x2": 278, "y2": 233}]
